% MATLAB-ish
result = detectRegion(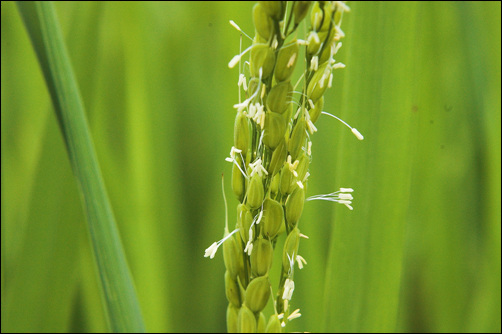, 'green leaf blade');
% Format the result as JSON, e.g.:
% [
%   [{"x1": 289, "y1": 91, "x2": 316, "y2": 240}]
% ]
[{"x1": 16, "y1": 2, "x2": 146, "y2": 332}]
